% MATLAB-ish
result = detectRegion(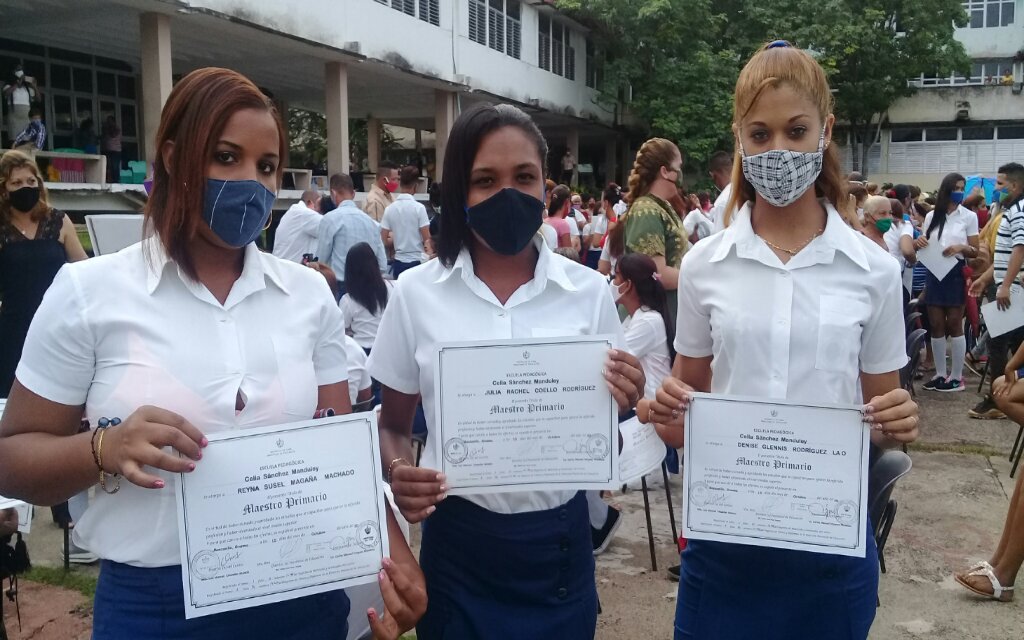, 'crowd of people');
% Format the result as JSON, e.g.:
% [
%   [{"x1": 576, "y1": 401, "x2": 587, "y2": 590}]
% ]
[{"x1": 0, "y1": 37, "x2": 1019, "y2": 640}]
